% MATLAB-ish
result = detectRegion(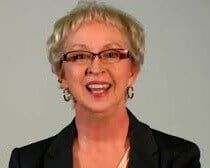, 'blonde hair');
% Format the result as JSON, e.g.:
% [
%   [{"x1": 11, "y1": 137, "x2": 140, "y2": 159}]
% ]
[{"x1": 47, "y1": 1, "x2": 145, "y2": 74}]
